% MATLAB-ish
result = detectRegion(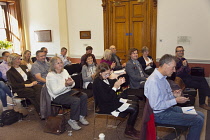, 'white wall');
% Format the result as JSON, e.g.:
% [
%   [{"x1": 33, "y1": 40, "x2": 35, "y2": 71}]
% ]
[
  {"x1": 66, "y1": 0, "x2": 104, "y2": 59},
  {"x1": 21, "y1": 0, "x2": 60, "y2": 56},
  {"x1": 157, "y1": 0, "x2": 210, "y2": 63}
]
